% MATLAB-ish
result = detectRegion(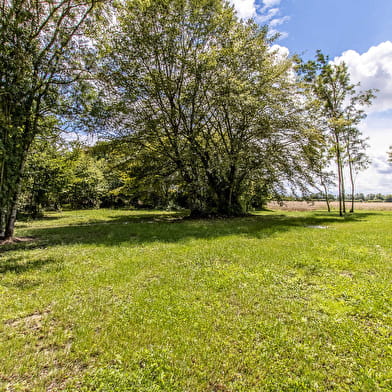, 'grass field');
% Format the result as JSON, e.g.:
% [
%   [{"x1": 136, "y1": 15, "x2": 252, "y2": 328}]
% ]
[{"x1": 1, "y1": 208, "x2": 391, "y2": 391}]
